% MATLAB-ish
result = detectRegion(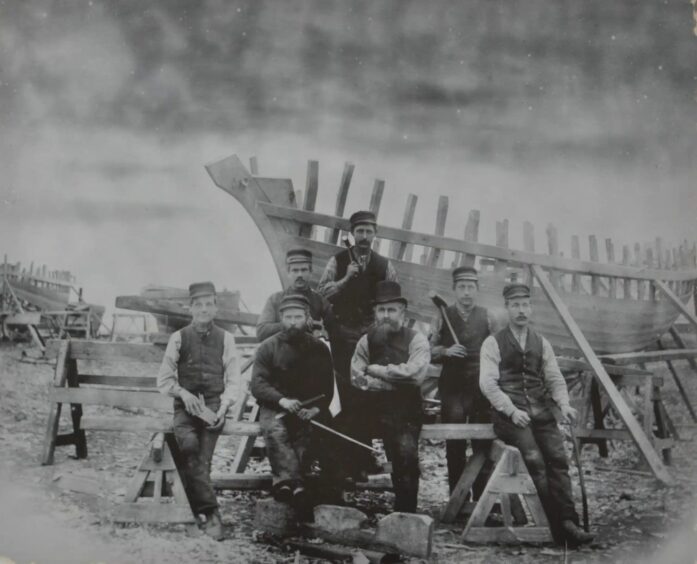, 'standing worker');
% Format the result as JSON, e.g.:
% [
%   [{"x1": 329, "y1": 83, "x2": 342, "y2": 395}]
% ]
[
  {"x1": 350, "y1": 281, "x2": 430, "y2": 512},
  {"x1": 157, "y1": 281, "x2": 238, "y2": 541},
  {"x1": 256, "y1": 249, "x2": 335, "y2": 342},
  {"x1": 430, "y1": 266, "x2": 494, "y2": 496},
  {"x1": 318, "y1": 210, "x2": 398, "y2": 477}
]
